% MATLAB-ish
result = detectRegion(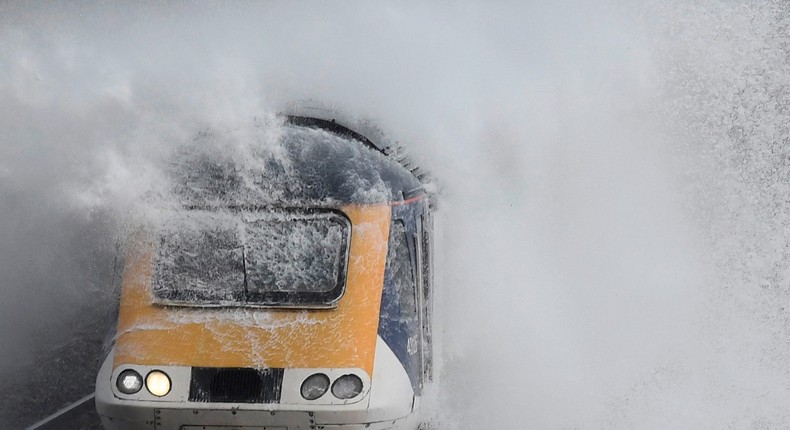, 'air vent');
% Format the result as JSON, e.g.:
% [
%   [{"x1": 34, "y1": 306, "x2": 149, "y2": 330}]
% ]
[{"x1": 189, "y1": 367, "x2": 284, "y2": 403}]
